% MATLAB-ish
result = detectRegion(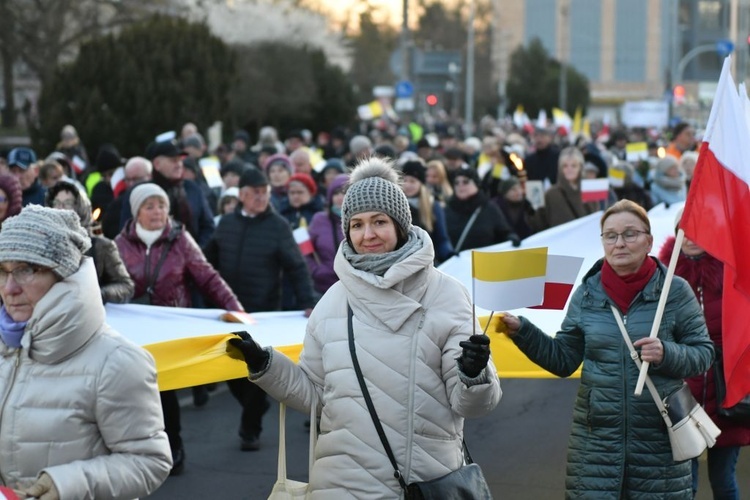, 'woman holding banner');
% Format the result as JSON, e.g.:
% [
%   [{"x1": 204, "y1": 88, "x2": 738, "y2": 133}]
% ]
[
  {"x1": 501, "y1": 199, "x2": 714, "y2": 497},
  {"x1": 226, "y1": 157, "x2": 501, "y2": 497}
]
